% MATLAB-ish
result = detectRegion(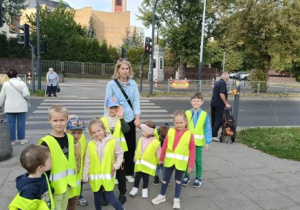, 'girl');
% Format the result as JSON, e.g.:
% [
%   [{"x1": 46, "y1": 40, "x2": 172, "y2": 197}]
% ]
[
  {"x1": 82, "y1": 118, "x2": 124, "y2": 210},
  {"x1": 152, "y1": 110, "x2": 196, "y2": 209},
  {"x1": 129, "y1": 121, "x2": 161, "y2": 198}
]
